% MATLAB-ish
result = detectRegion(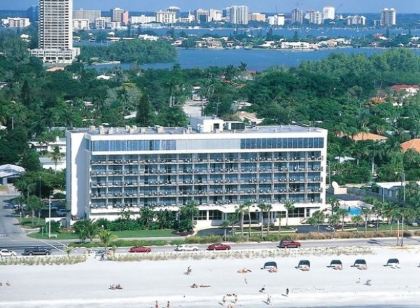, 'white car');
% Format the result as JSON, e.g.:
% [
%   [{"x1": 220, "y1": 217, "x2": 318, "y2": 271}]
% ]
[
  {"x1": 175, "y1": 245, "x2": 199, "y2": 252},
  {"x1": 0, "y1": 249, "x2": 17, "y2": 257}
]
